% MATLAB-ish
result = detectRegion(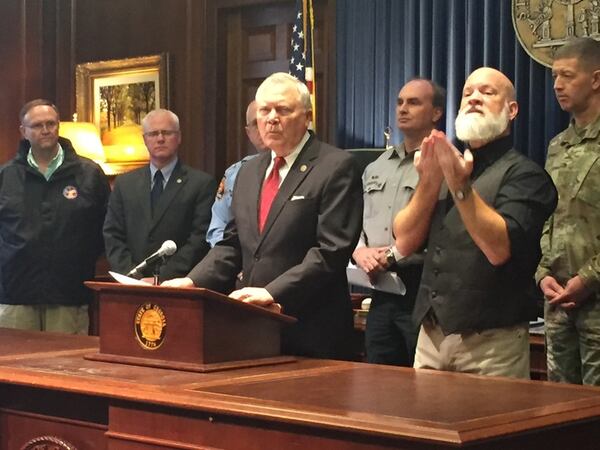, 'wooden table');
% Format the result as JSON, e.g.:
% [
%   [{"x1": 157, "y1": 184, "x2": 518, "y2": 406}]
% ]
[{"x1": 1, "y1": 328, "x2": 599, "y2": 449}]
